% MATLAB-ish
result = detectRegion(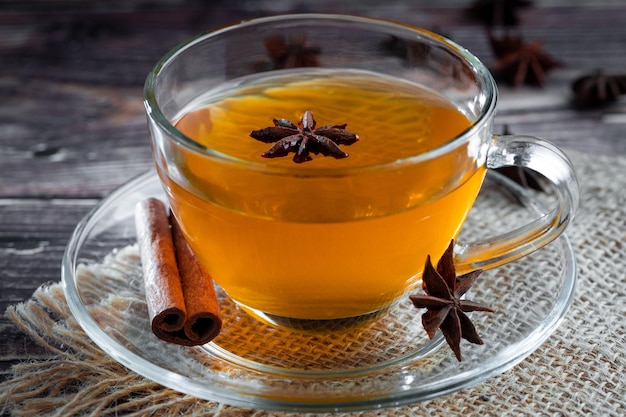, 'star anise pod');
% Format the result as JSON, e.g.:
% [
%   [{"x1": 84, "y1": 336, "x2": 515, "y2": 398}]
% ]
[
  {"x1": 572, "y1": 70, "x2": 626, "y2": 108},
  {"x1": 379, "y1": 35, "x2": 431, "y2": 65},
  {"x1": 409, "y1": 240, "x2": 494, "y2": 361},
  {"x1": 467, "y1": 0, "x2": 533, "y2": 27},
  {"x1": 263, "y1": 35, "x2": 321, "y2": 69},
  {"x1": 250, "y1": 110, "x2": 359, "y2": 163},
  {"x1": 489, "y1": 32, "x2": 561, "y2": 87}
]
